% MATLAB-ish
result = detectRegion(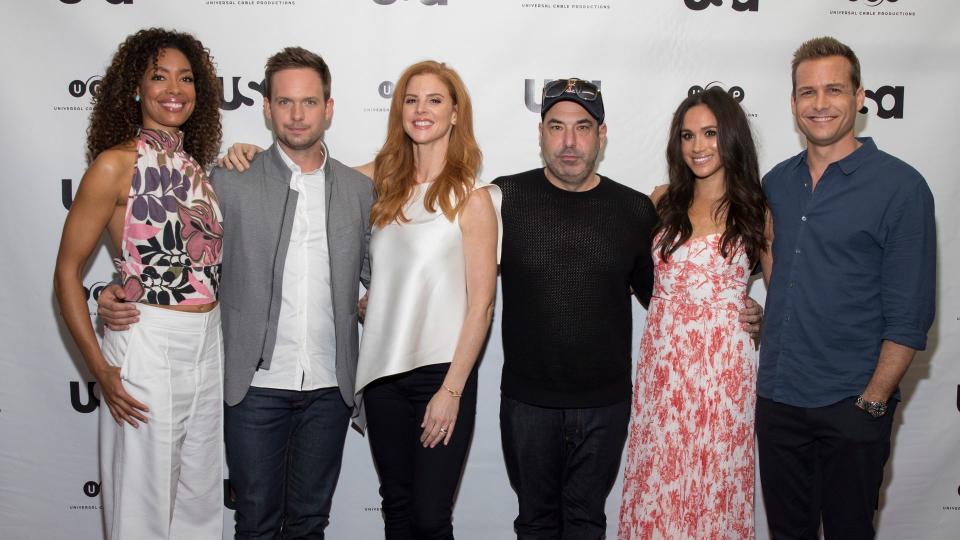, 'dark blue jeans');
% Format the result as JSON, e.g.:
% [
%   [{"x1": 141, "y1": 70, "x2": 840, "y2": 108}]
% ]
[
  {"x1": 500, "y1": 396, "x2": 630, "y2": 540},
  {"x1": 224, "y1": 386, "x2": 351, "y2": 540},
  {"x1": 365, "y1": 363, "x2": 478, "y2": 540},
  {"x1": 756, "y1": 396, "x2": 897, "y2": 540}
]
